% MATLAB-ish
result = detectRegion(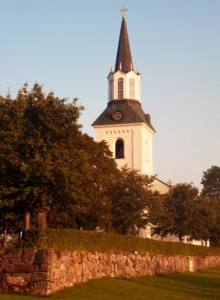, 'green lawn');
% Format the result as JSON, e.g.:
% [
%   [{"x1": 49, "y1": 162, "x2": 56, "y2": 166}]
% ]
[{"x1": 1, "y1": 267, "x2": 220, "y2": 300}]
